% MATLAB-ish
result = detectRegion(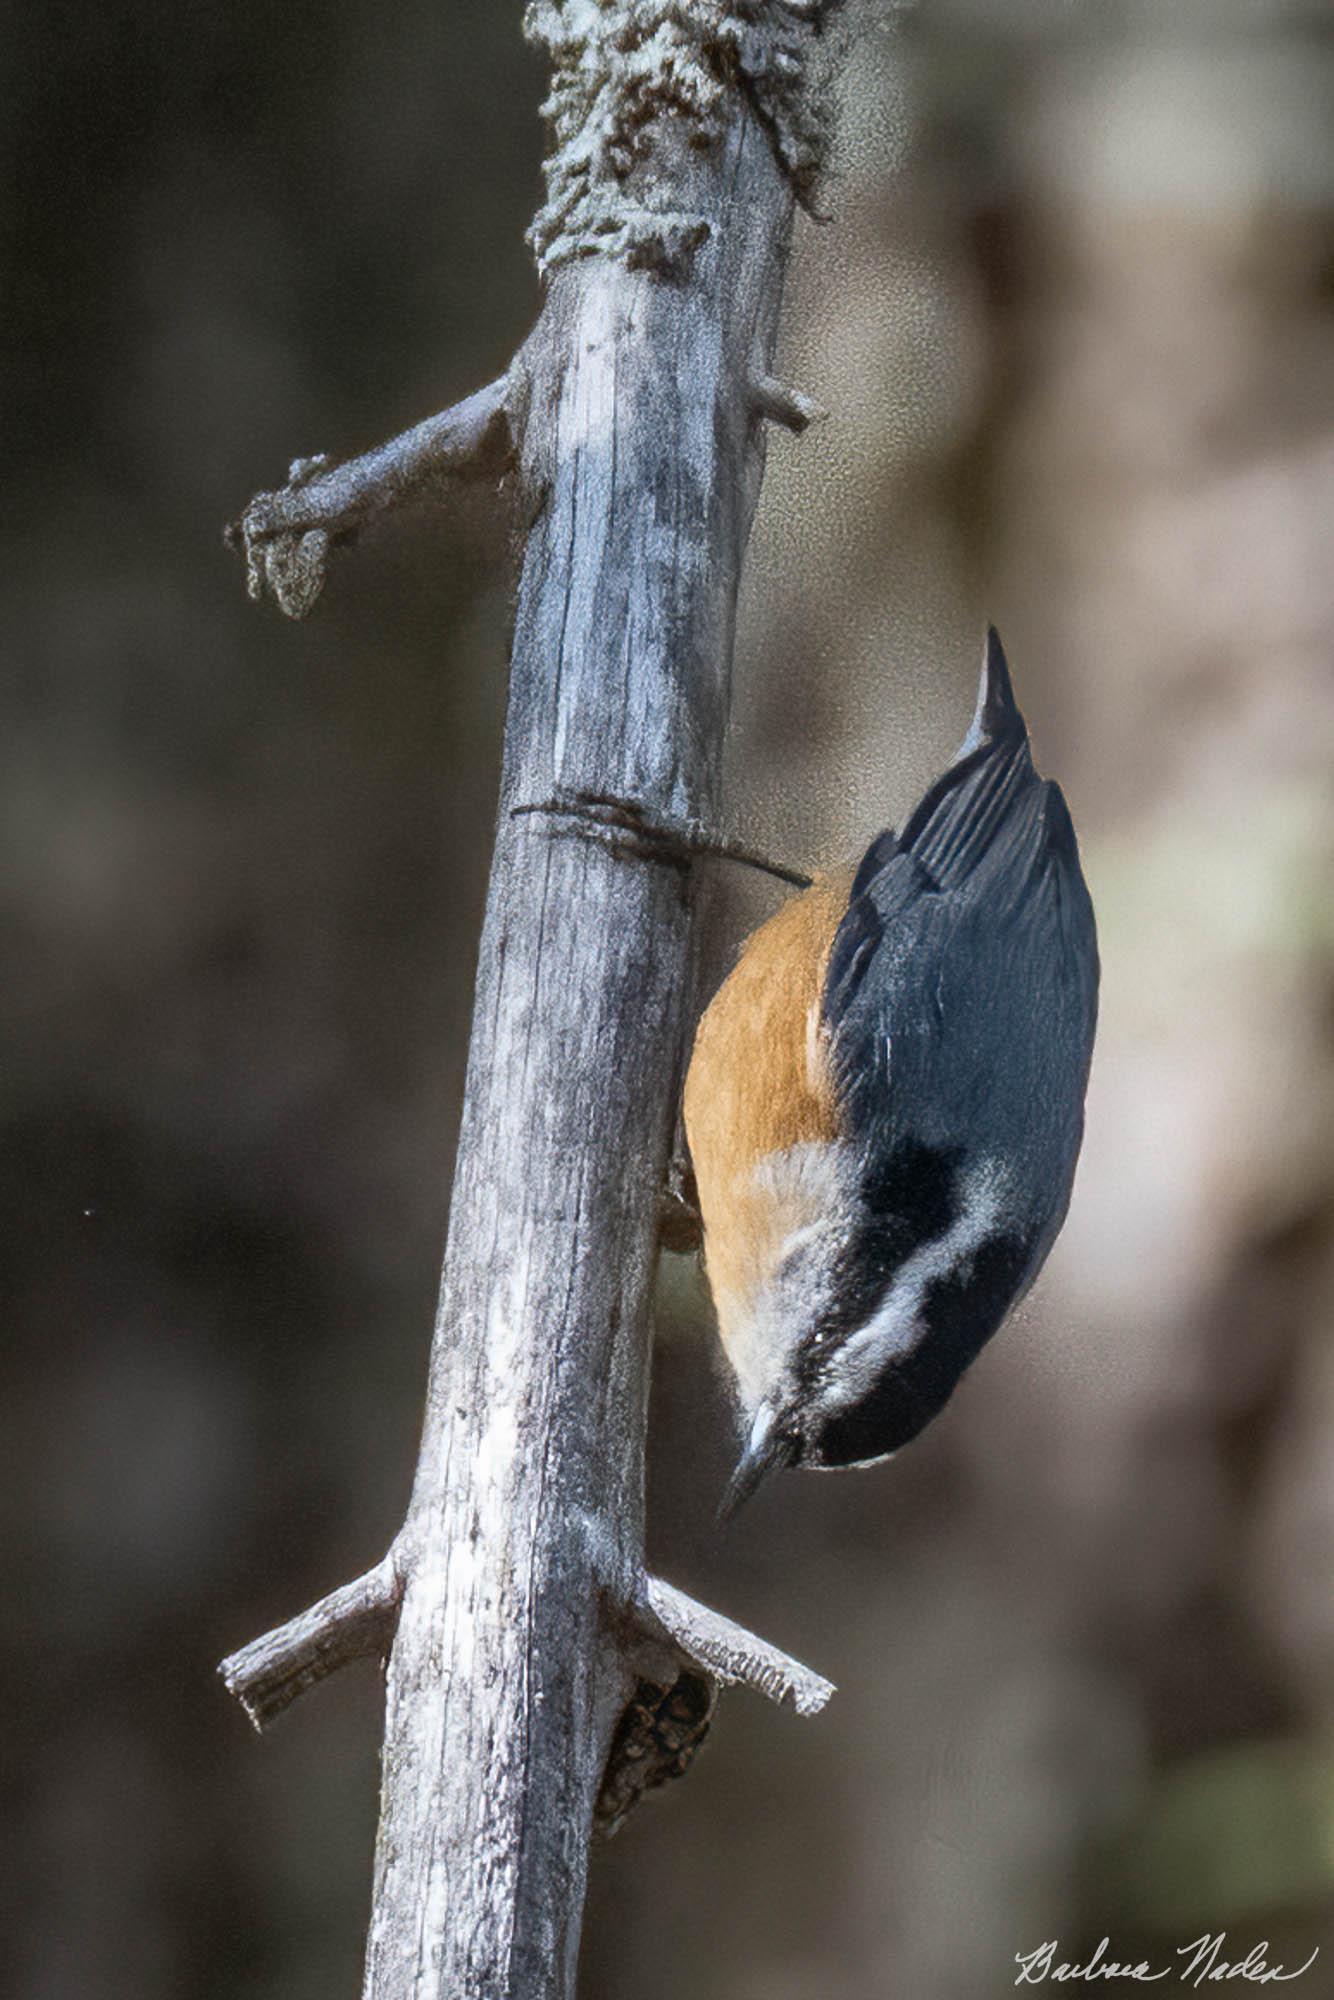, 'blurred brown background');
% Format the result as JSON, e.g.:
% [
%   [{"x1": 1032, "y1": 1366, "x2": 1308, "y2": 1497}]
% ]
[{"x1": 5, "y1": 4, "x2": 1333, "y2": 1997}]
